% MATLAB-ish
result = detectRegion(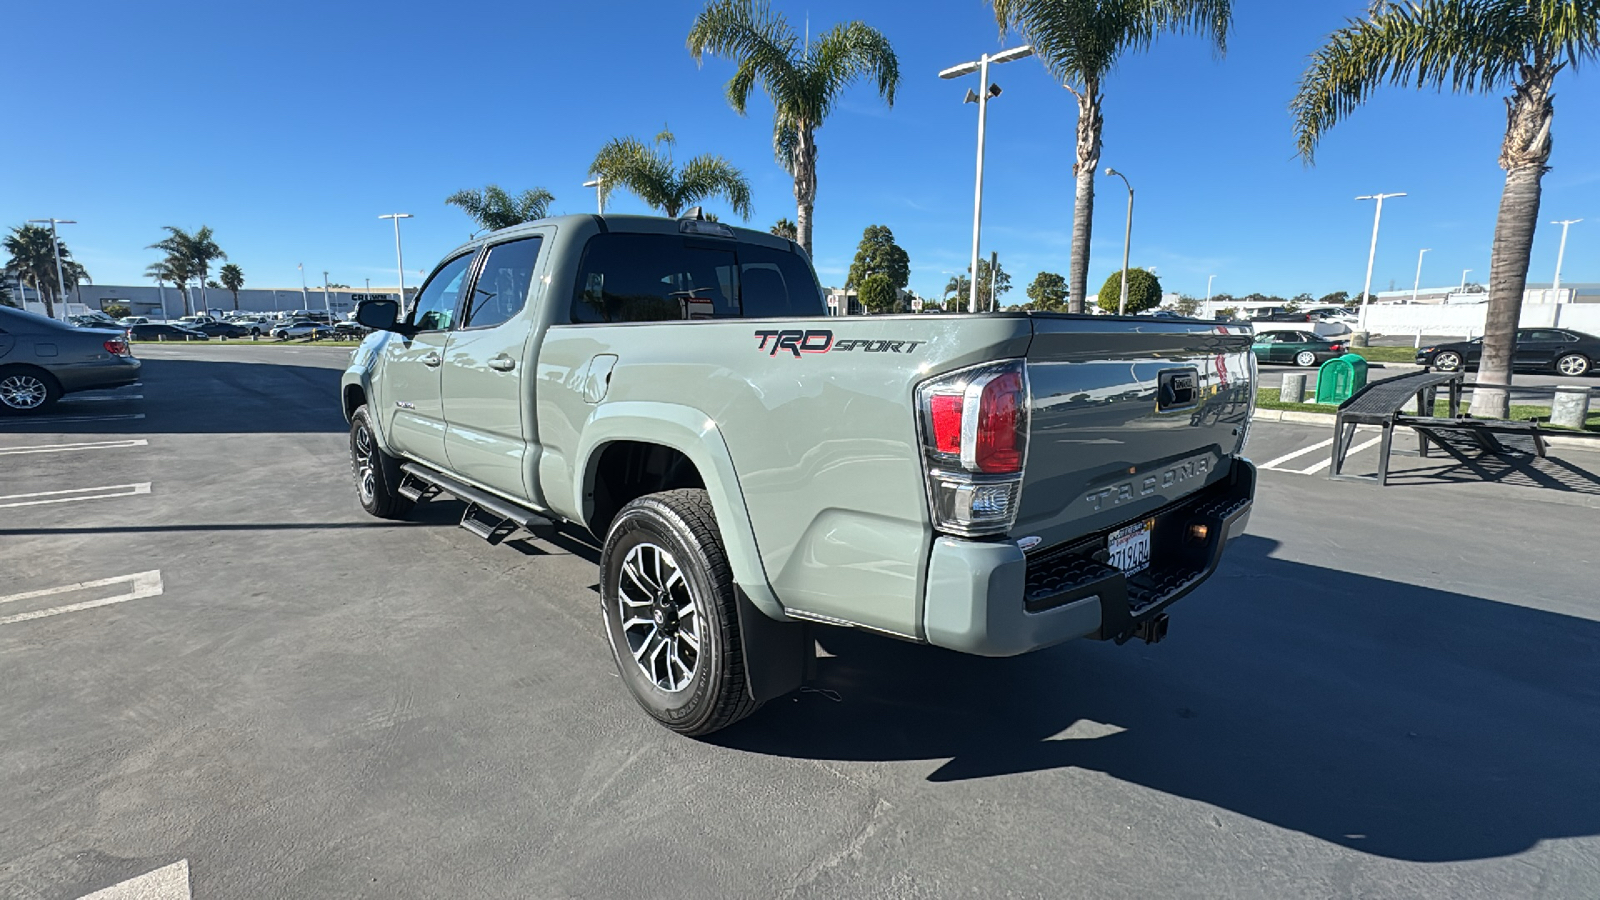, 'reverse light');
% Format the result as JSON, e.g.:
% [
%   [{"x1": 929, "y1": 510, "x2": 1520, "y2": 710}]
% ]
[{"x1": 916, "y1": 360, "x2": 1030, "y2": 537}]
